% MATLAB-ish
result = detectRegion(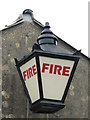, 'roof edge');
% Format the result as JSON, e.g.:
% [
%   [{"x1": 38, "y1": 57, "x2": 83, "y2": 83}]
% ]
[{"x1": 1, "y1": 9, "x2": 89, "y2": 60}]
